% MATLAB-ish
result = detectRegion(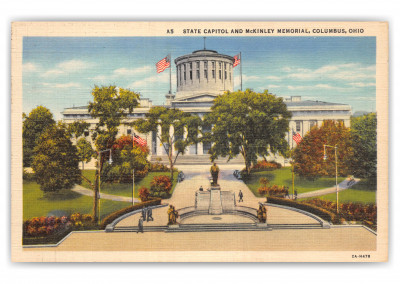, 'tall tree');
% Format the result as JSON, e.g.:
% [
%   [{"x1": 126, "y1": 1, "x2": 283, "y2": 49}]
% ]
[
  {"x1": 292, "y1": 120, "x2": 354, "y2": 179},
  {"x1": 84, "y1": 85, "x2": 140, "y2": 222},
  {"x1": 67, "y1": 120, "x2": 91, "y2": 139},
  {"x1": 23, "y1": 106, "x2": 56, "y2": 167},
  {"x1": 76, "y1": 138, "x2": 95, "y2": 170},
  {"x1": 204, "y1": 89, "x2": 291, "y2": 174},
  {"x1": 350, "y1": 113, "x2": 377, "y2": 182},
  {"x1": 32, "y1": 123, "x2": 81, "y2": 192},
  {"x1": 134, "y1": 106, "x2": 202, "y2": 180}
]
